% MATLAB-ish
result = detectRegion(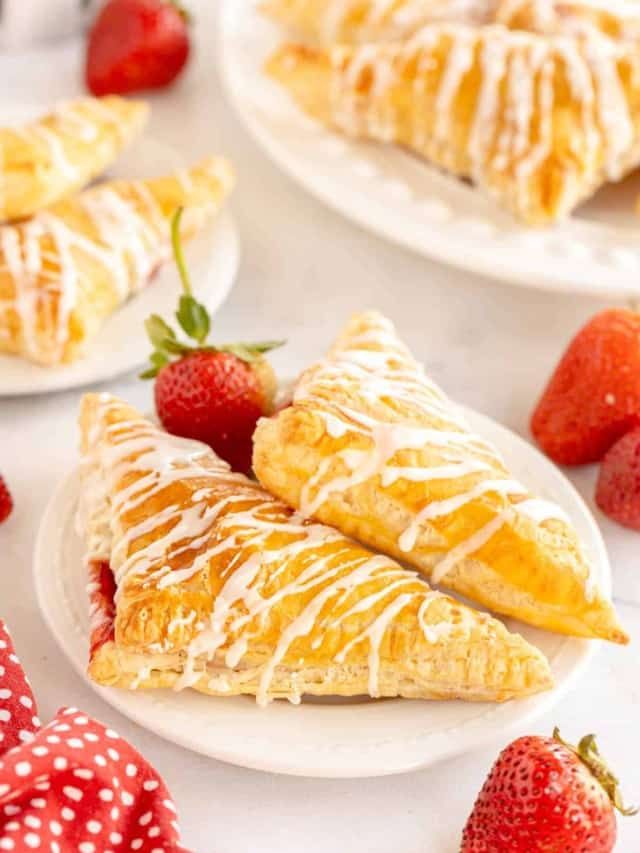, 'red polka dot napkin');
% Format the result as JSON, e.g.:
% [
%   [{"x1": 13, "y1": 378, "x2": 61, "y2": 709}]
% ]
[{"x1": 0, "y1": 621, "x2": 192, "y2": 853}]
